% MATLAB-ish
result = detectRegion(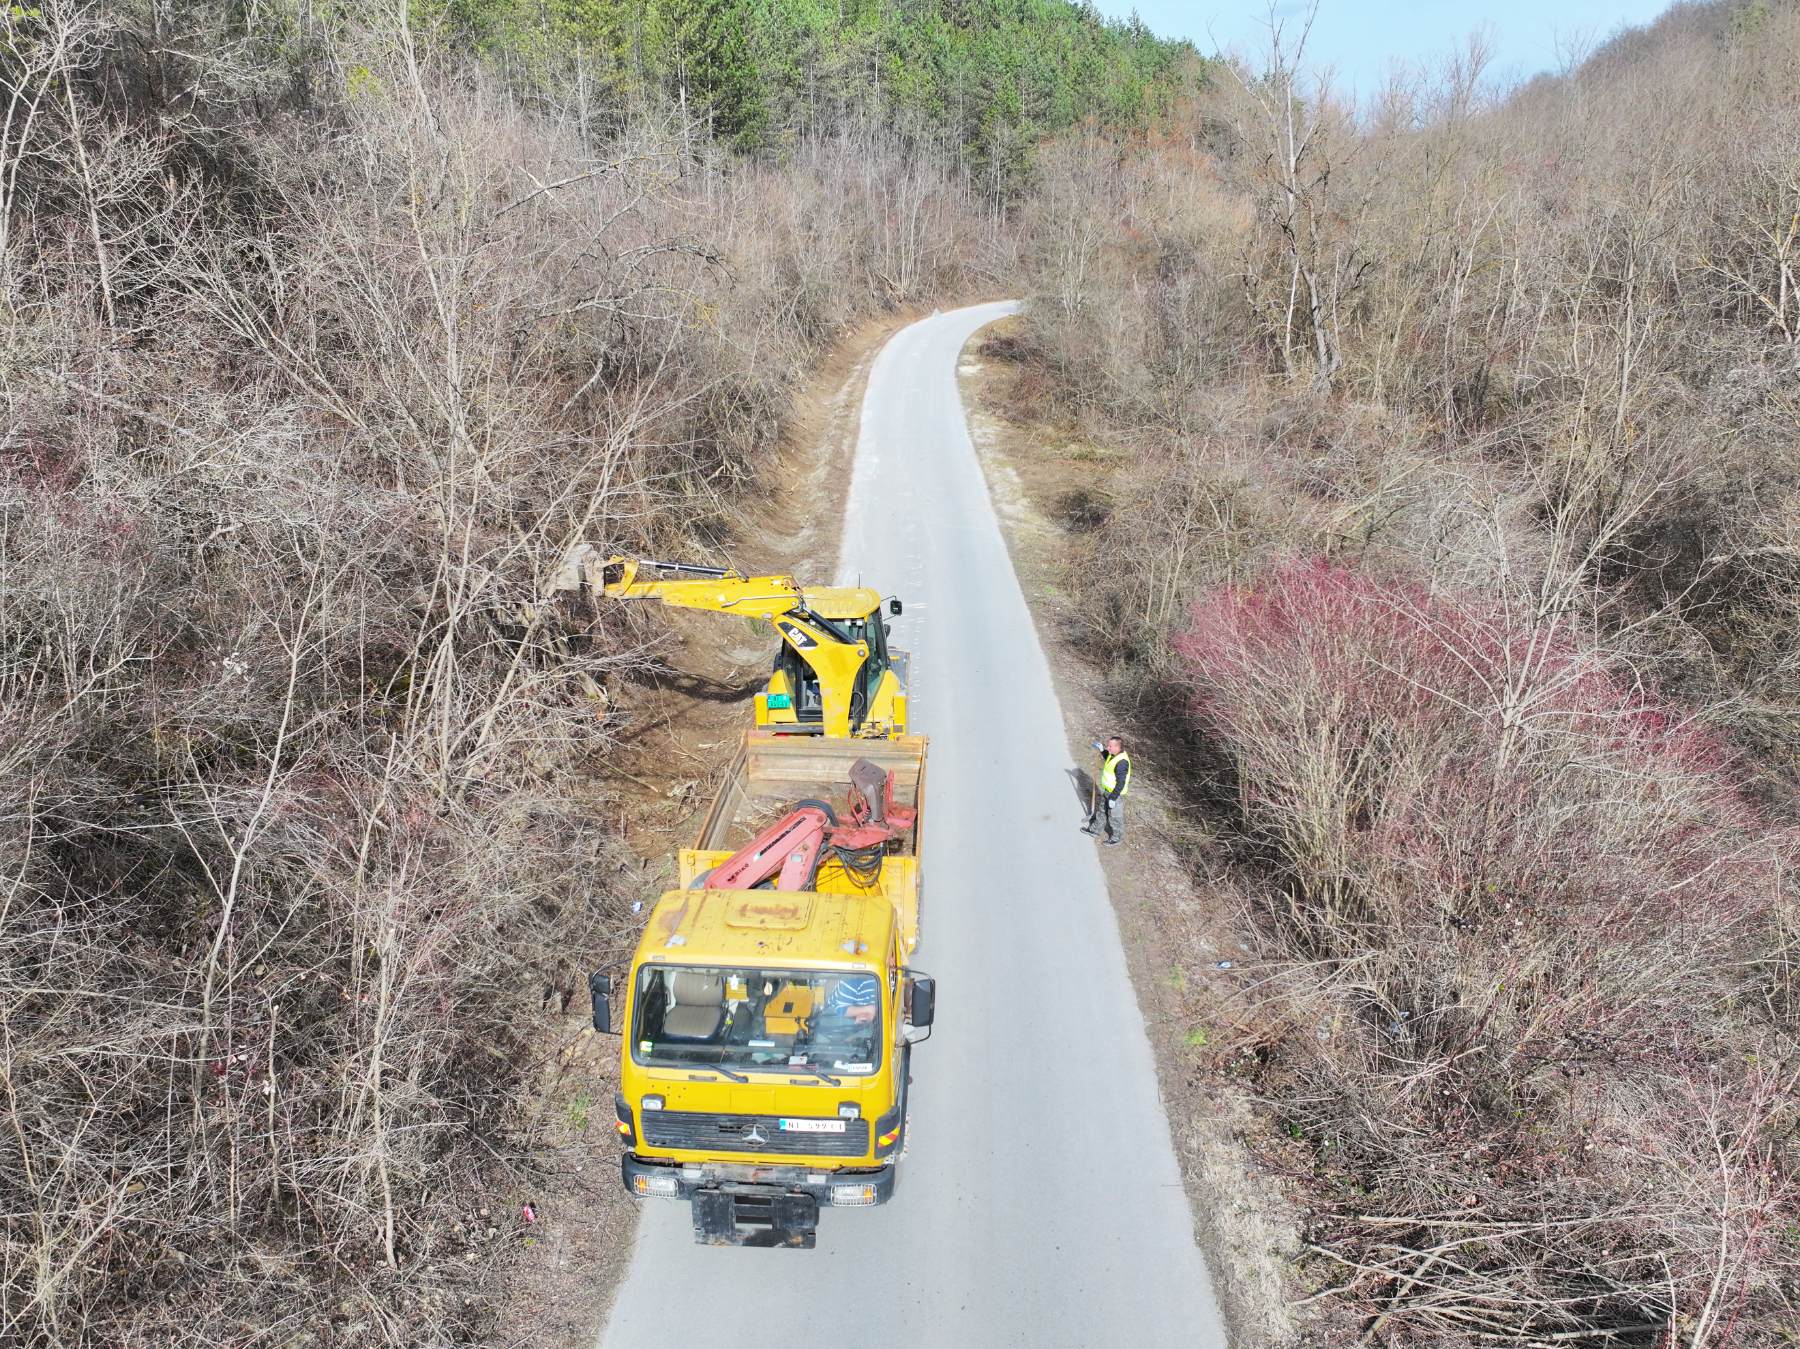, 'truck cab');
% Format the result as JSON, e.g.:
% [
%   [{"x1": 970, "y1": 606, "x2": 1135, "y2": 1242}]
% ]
[{"x1": 595, "y1": 888, "x2": 934, "y2": 1247}]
